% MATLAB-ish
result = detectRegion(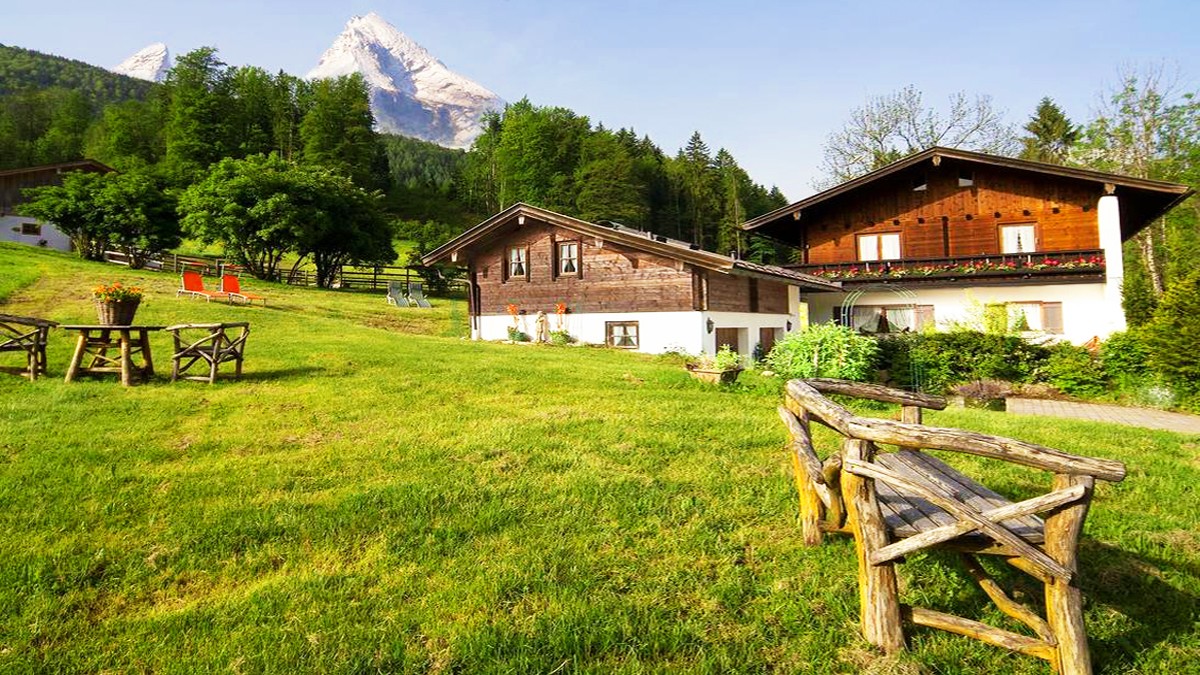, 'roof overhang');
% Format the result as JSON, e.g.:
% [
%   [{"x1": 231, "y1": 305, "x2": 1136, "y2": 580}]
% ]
[
  {"x1": 424, "y1": 203, "x2": 841, "y2": 291},
  {"x1": 743, "y1": 147, "x2": 1193, "y2": 242}
]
